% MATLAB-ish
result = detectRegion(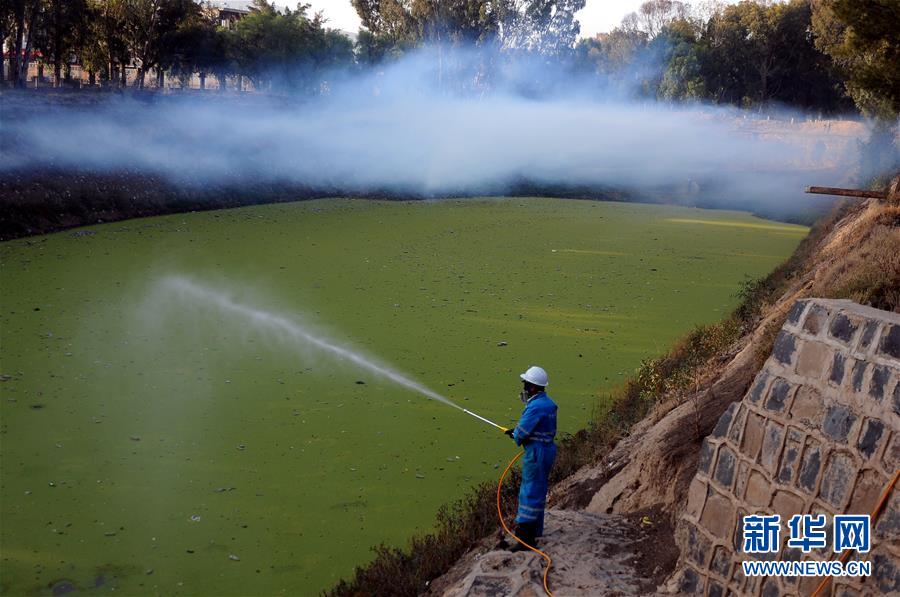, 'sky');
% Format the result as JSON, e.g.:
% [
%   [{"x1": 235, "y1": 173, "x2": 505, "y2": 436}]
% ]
[{"x1": 288, "y1": 1, "x2": 728, "y2": 39}]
